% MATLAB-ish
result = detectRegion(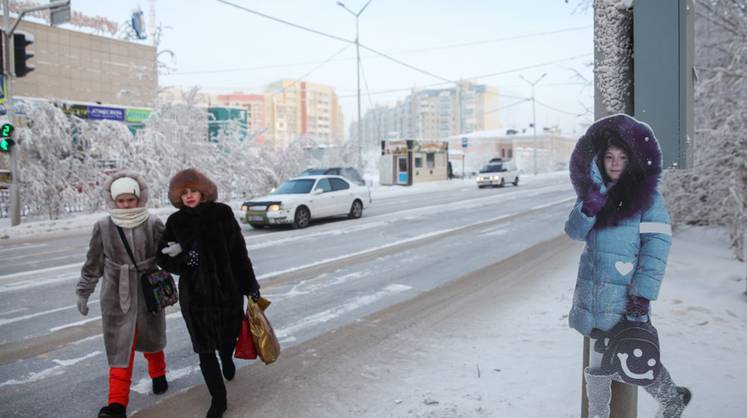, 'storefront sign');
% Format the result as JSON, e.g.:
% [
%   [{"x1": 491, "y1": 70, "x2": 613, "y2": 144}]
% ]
[
  {"x1": 88, "y1": 106, "x2": 125, "y2": 121},
  {"x1": 125, "y1": 108, "x2": 152, "y2": 123}
]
